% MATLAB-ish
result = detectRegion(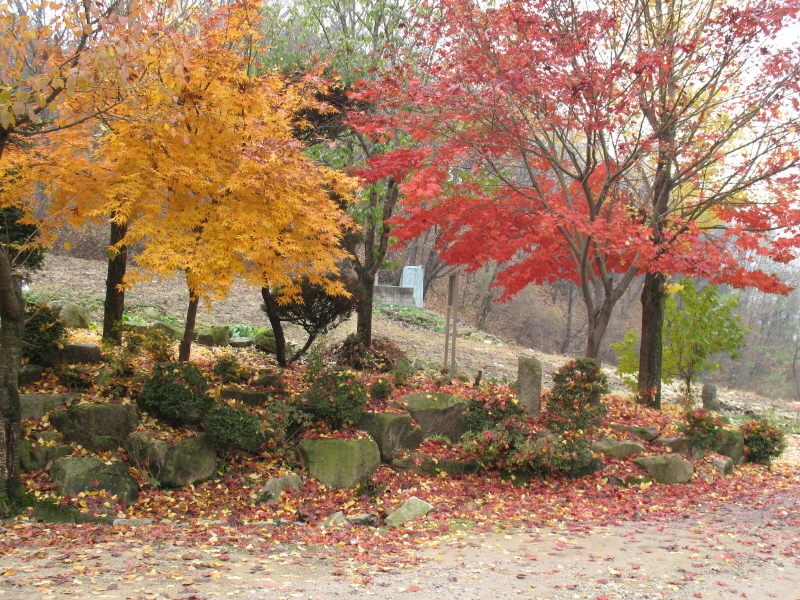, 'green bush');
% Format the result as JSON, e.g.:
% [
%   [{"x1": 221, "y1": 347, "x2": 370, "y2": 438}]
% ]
[
  {"x1": 545, "y1": 358, "x2": 608, "y2": 434},
  {"x1": 742, "y1": 418, "x2": 787, "y2": 464},
  {"x1": 306, "y1": 369, "x2": 368, "y2": 429},
  {"x1": 333, "y1": 334, "x2": 408, "y2": 373},
  {"x1": 213, "y1": 352, "x2": 242, "y2": 383},
  {"x1": 57, "y1": 365, "x2": 93, "y2": 391},
  {"x1": 22, "y1": 302, "x2": 68, "y2": 363},
  {"x1": 681, "y1": 408, "x2": 725, "y2": 452},
  {"x1": 204, "y1": 403, "x2": 262, "y2": 450},
  {"x1": 369, "y1": 378, "x2": 394, "y2": 400},
  {"x1": 138, "y1": 362, "x2": 212, "y2": 426}
]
